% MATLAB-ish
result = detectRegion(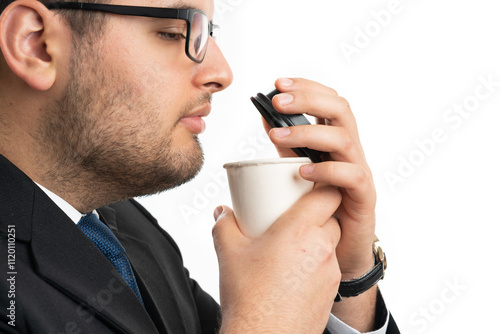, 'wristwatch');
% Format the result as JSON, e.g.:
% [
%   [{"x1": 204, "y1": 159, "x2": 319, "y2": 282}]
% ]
[{"x1": 335, "y1": 236, "x2": 387, "y2": 302}]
